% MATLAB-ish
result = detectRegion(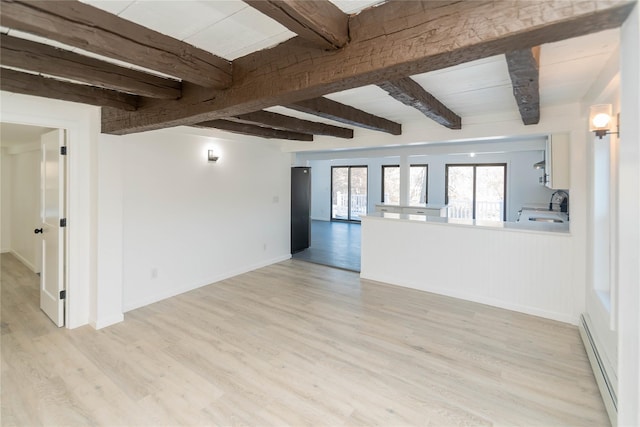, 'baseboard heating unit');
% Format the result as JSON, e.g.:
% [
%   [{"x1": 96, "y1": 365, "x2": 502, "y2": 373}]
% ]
[{"x1": 578, "y1": 314, "x2": 617, "y2": 426}]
